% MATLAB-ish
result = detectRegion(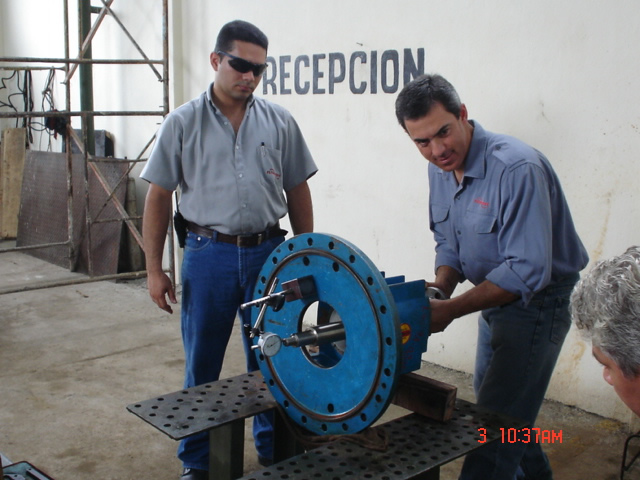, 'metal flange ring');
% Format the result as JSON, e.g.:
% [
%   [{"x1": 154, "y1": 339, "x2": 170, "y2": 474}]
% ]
[{"x1": 251, "y1": 233, "x2": 402, "y2": 435}]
